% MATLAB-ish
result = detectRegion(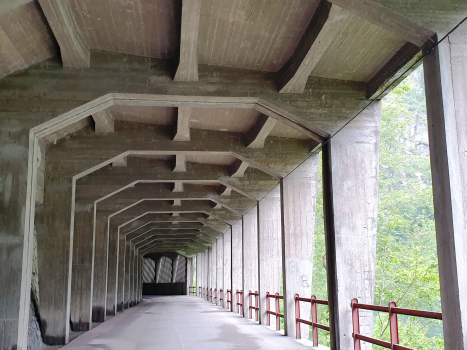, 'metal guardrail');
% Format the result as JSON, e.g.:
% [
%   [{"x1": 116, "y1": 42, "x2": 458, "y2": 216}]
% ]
[
  {"x1": 295, "y1": 294, "x2": 329, "y2": 345},
  {"x1": 210, "y1": 288, "x2": 212, "y2": 302},
  {"x1": 351, "y1": 298, "x2": 442, "y2": 350},
  {"x1": 227, "y1": 289, "x2": 232, "y2": 311},
  {"x1": 248, "y1": 290, "x2": 259, "y2": 321},
  {"x1": 236, "y1": 289, "x2": 244, "y2": 315},
  {"x1": 219, "y1": 289, "x2": 224, "y2": 304},
  {"x1": 188, "y1": 286, "x2": 197, "y2": 296},
  {"x1": 214, "y1": 288, "x2": 217, "y2": 304},
  {"x1": 266, "y1": 292, "x2": 284, "y2": 331}
]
